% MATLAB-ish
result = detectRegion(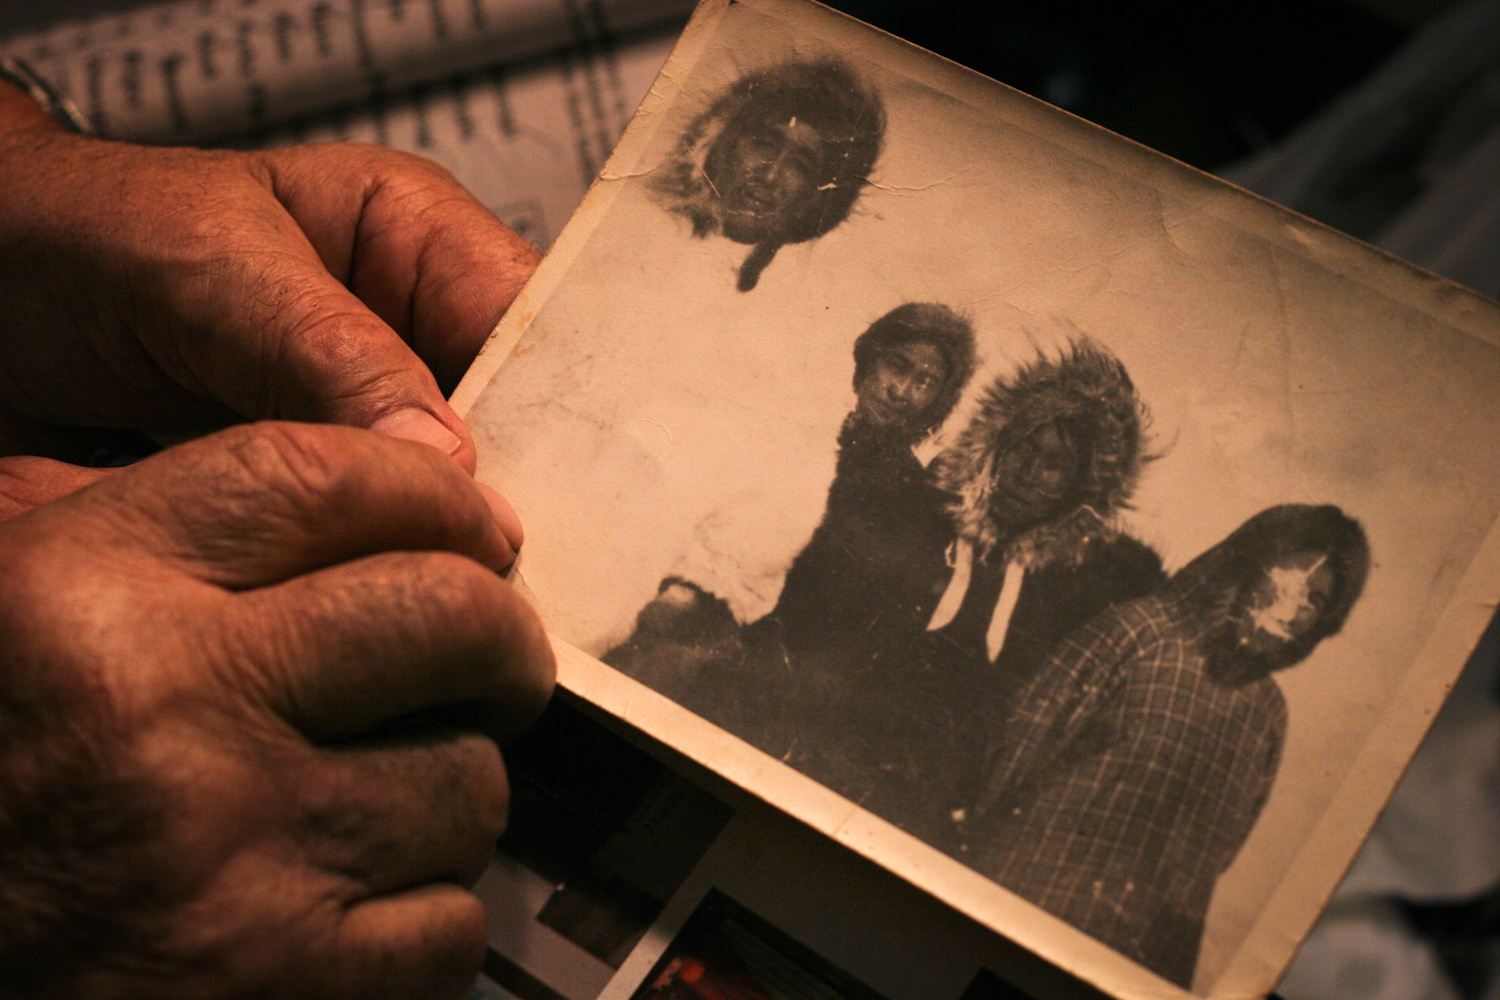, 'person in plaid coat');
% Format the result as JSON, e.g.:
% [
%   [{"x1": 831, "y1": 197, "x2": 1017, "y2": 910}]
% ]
[{"x1": 973, "y1": 504, "x2": 1370, "y2": 987}]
